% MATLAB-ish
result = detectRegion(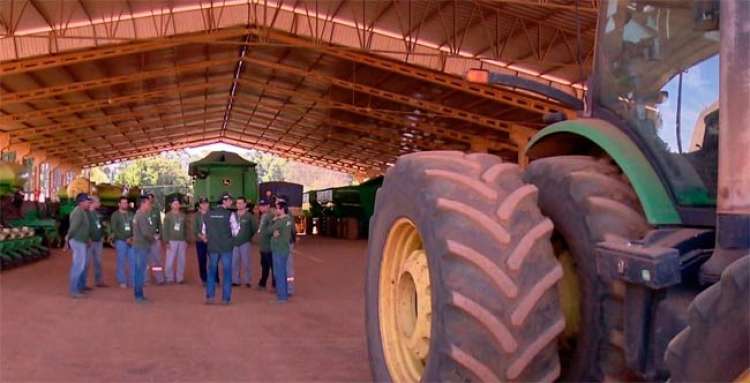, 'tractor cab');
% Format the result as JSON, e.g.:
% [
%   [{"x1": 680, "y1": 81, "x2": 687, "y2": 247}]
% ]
[
  {"x1": 593, "y1": 0, "x2": 721, "y2": 209},
  {"x1": 367, "y1": 1, "x2": 747, "y2": 382}
]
